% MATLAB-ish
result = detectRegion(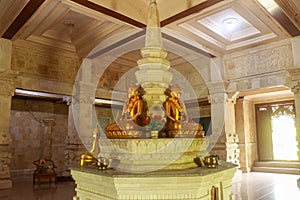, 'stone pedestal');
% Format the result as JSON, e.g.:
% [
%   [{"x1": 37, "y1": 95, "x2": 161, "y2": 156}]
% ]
[
  {"x1": 99, "y1": 138, "x2": 209, "y2": 173},
  {"x1": 71, "y1": 161, "x2": 237, "y2": 200}
]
